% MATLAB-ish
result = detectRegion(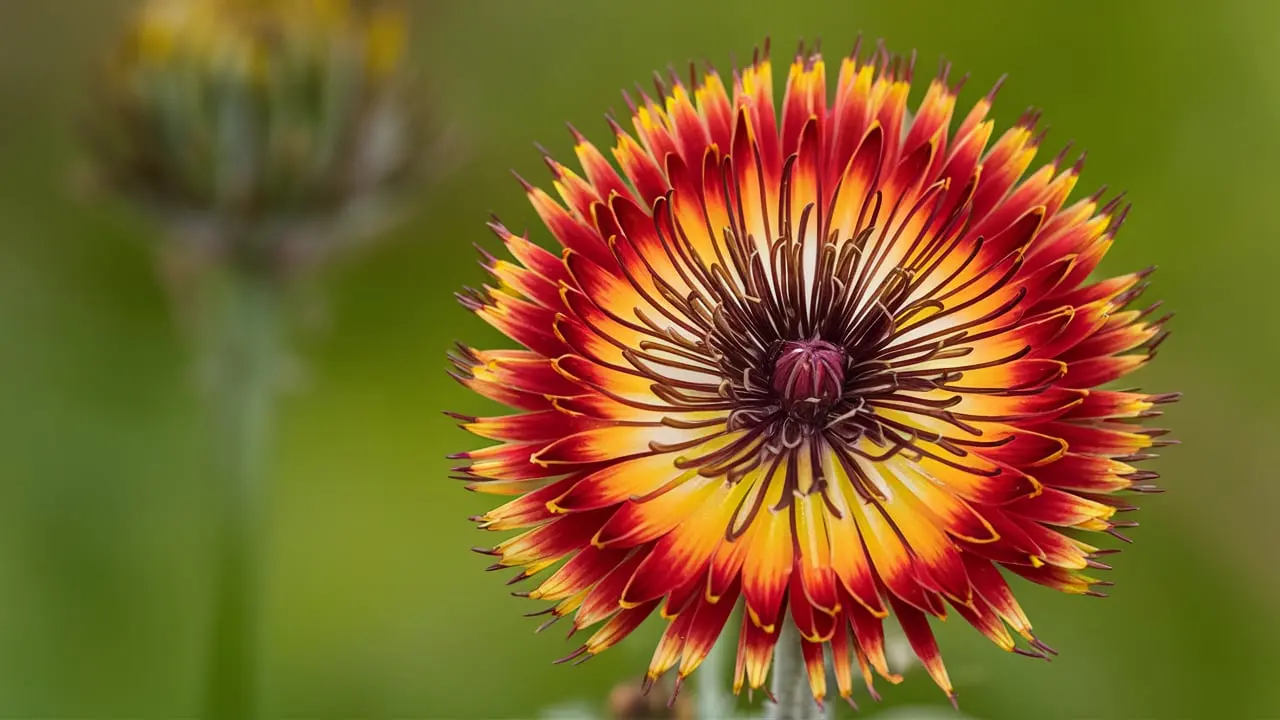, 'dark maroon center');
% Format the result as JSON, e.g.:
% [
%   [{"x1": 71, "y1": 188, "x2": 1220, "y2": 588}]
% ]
[{"x1": 770, "y1": 339, "x2": 846, "y2": 421}]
